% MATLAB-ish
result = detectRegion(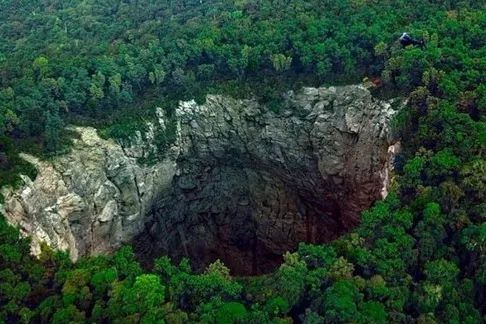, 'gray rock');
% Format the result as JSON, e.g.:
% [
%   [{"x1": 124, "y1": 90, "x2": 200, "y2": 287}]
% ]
[{"x1": 1, "y1": 127, "x2": 176, "y2": 260}]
